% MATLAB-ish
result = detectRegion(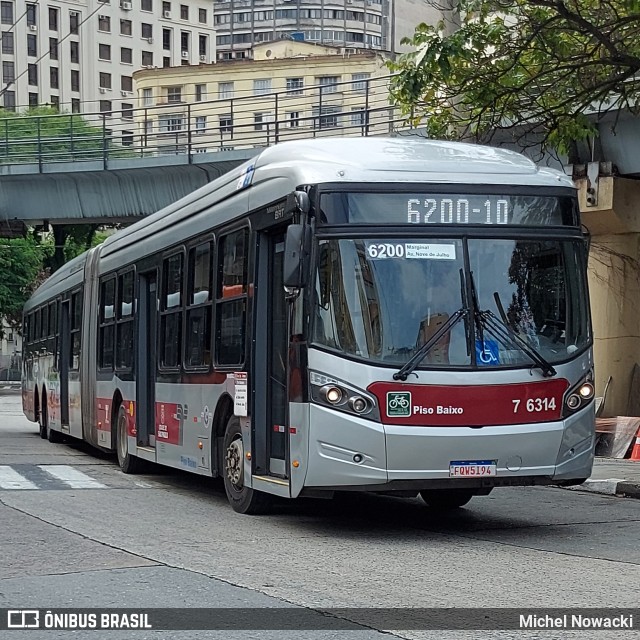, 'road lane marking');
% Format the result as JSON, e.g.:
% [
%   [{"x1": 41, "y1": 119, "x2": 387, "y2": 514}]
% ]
[
  {"x1": 0, "y1": 465, "x2": 39, "y2": 490},
  {"x1": 38, "y1": 465, "x2": 107, "y2": 489}
]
